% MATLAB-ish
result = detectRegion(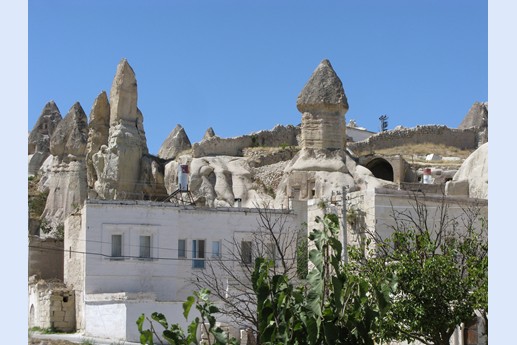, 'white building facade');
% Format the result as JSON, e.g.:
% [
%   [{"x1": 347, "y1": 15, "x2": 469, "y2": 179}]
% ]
[{"x1": 64, "y1": 200, "x2": 300, "y2": 343}]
